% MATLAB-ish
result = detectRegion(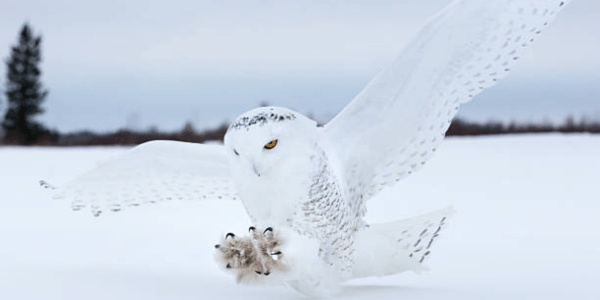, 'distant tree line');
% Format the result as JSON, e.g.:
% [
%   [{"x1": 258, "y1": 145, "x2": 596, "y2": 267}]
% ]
[
  {"x1": 1, "y1": 24, "x2": 599, "y2": 146},
  {"x1": 55, "y1": 122, "x2": 230, "y2": 146},
  {"x1": 446, "y1": 117, "x2": 600, "y2": 136}
]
